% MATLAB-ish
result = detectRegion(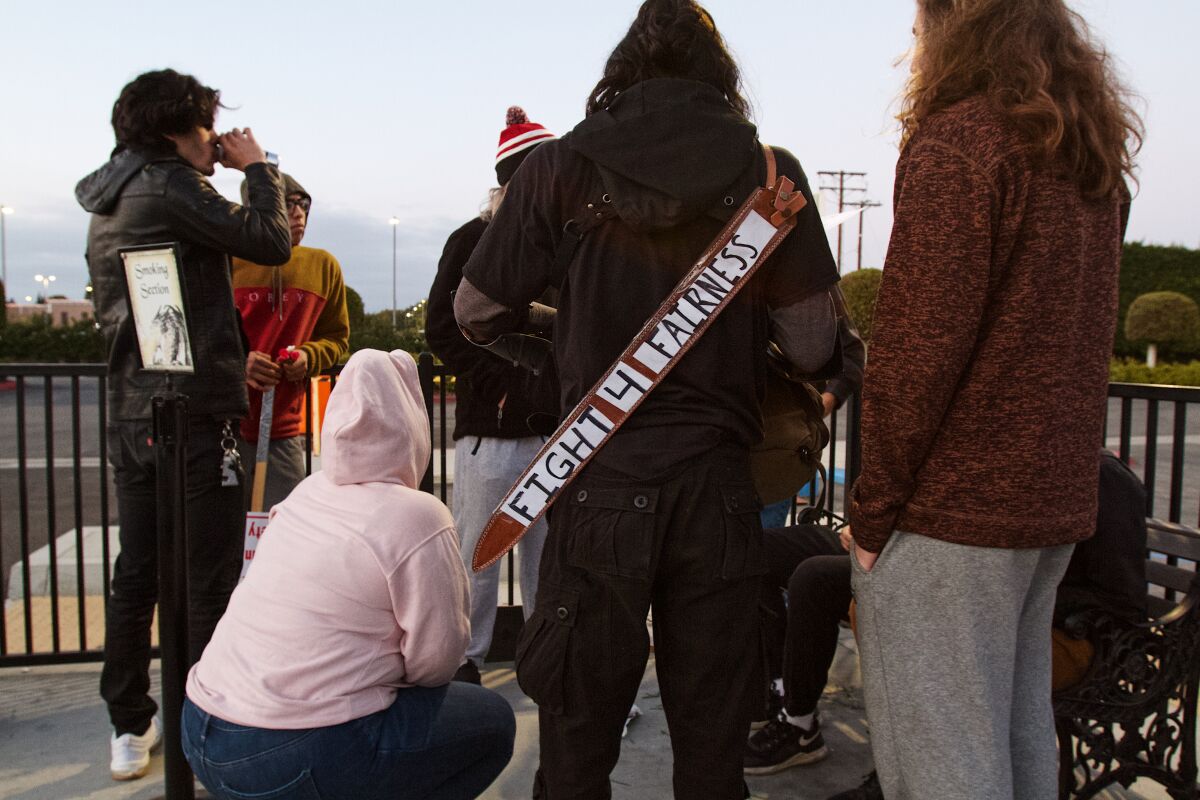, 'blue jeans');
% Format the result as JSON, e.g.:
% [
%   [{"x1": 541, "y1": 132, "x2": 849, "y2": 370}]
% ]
[
  {"x1": 759, "y1": 499, "x2": 793, "y2": 529},
  {"x1": 182, "y1": 683, "x2": 515, "y2": 800}
]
